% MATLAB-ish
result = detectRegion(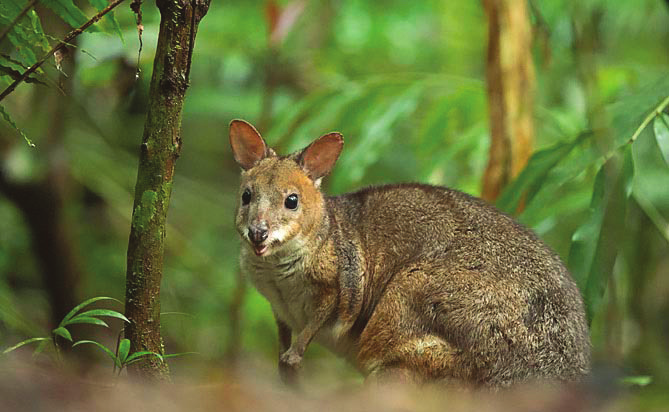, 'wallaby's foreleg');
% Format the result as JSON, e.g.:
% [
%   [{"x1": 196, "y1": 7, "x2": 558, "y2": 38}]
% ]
[
  {"x1": 277, "y1": 291, "x2": 336, "y2": 383},
  {"x1": 275, "y1": 317, "x2": 296, "y2": 385}
]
